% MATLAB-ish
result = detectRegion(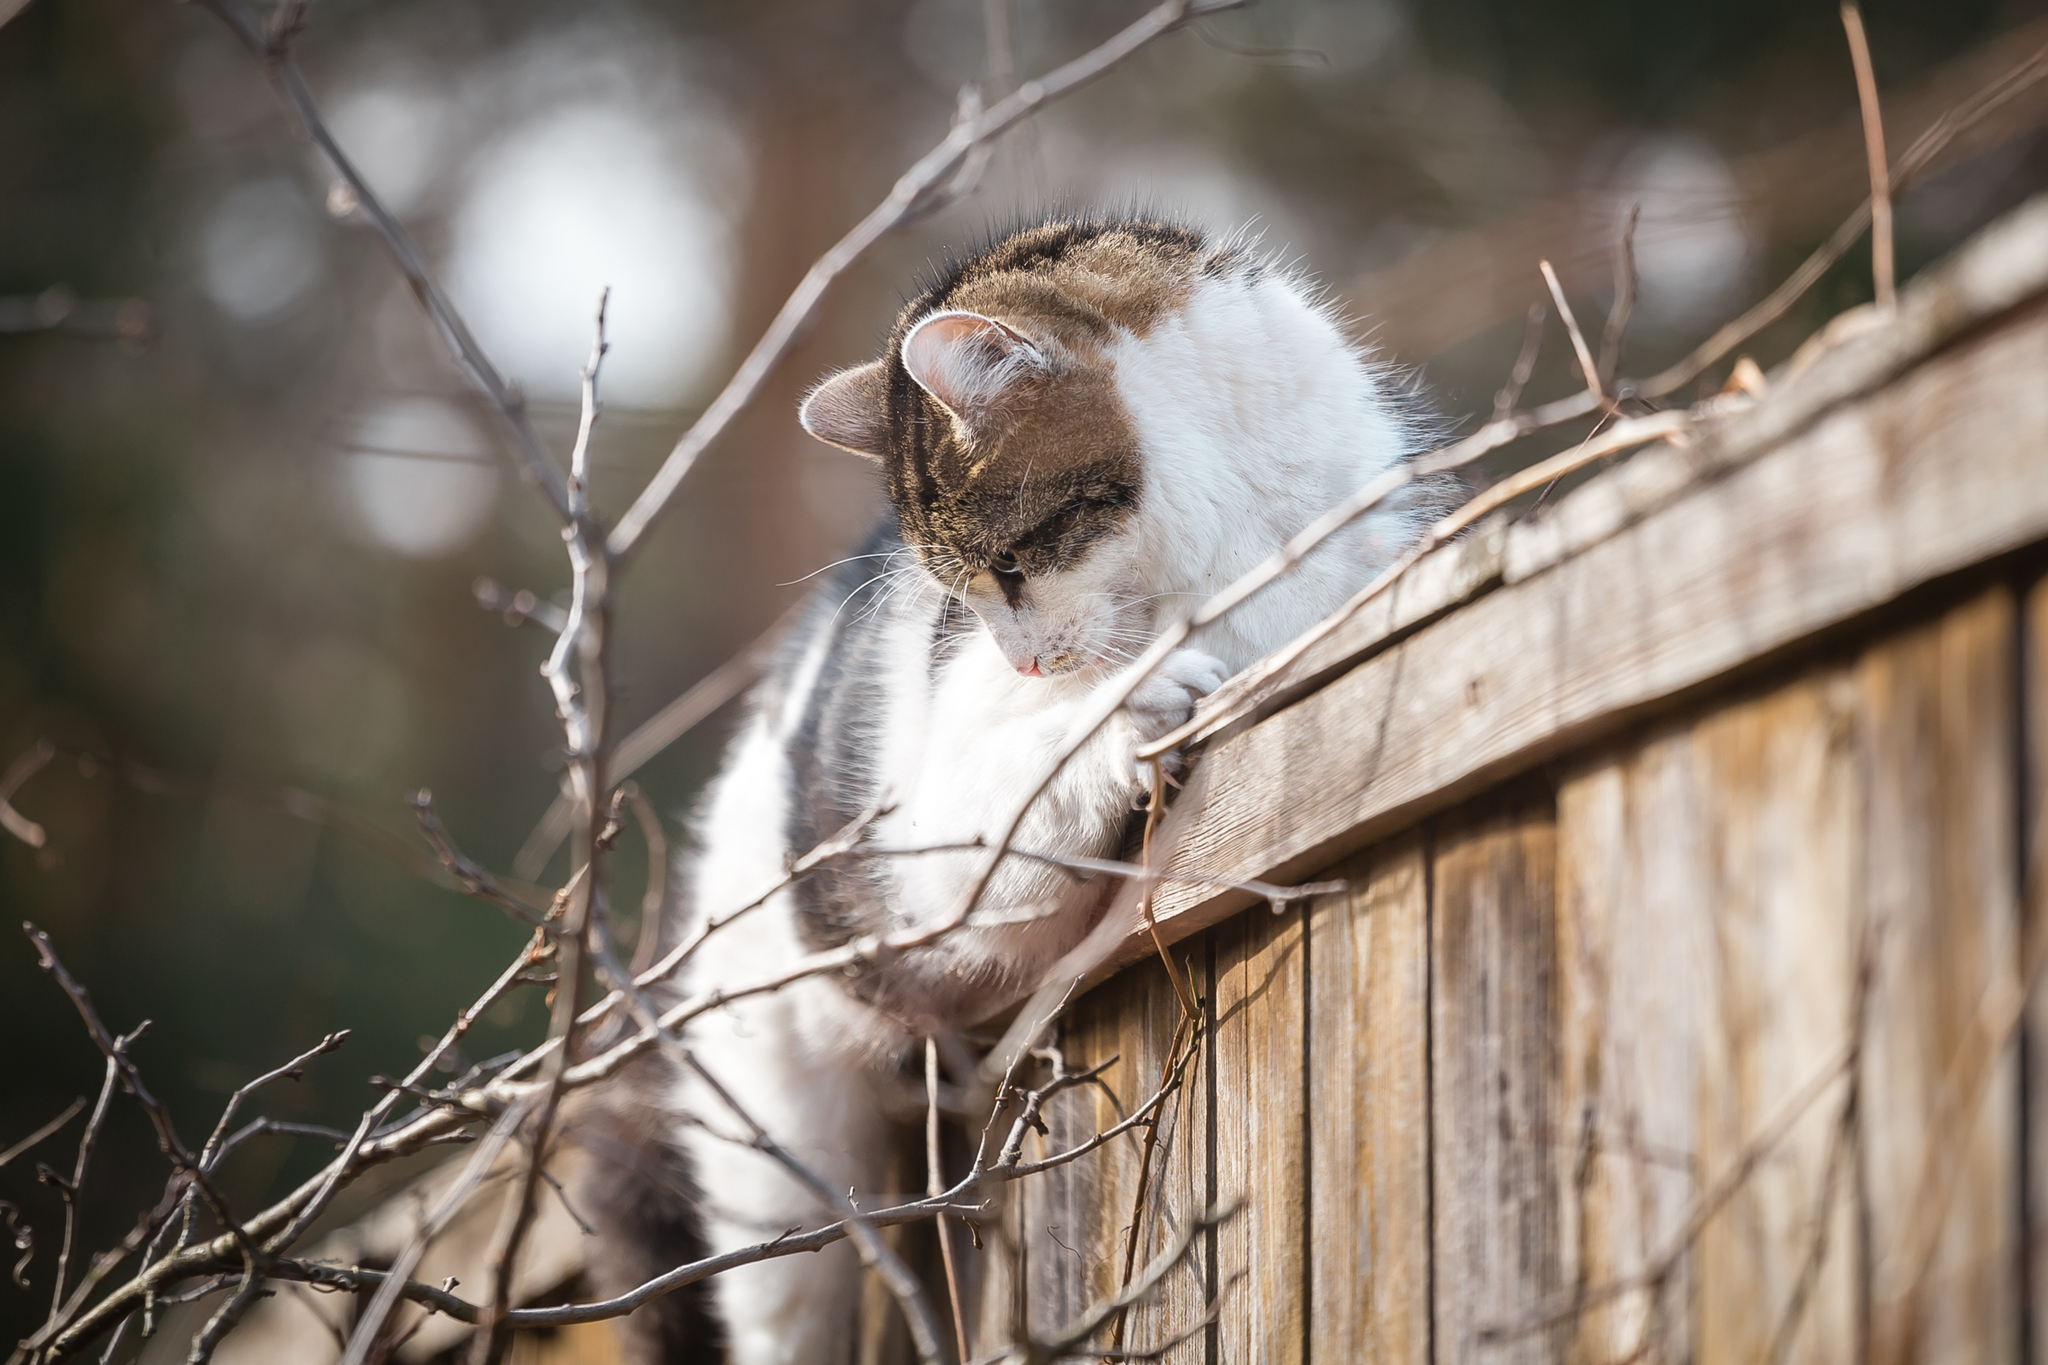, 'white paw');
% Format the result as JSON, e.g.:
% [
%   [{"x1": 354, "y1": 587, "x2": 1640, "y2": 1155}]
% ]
[{"x1": 1122, "y1": 648, "x2": 1229, "y2": 749}]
